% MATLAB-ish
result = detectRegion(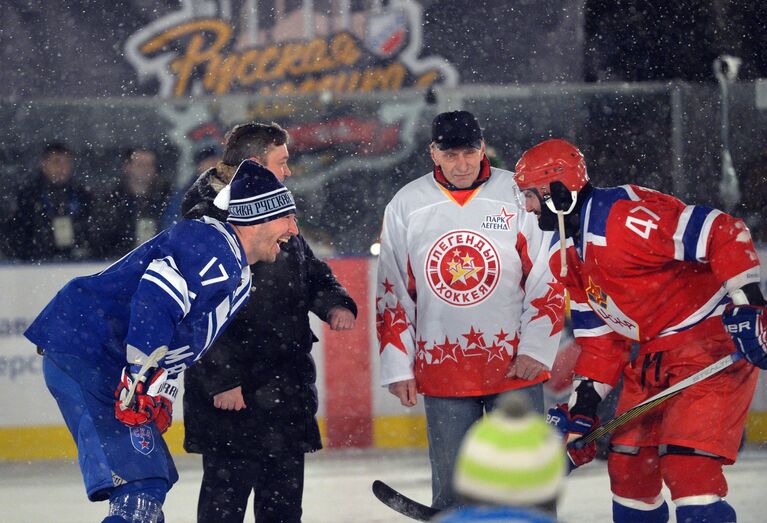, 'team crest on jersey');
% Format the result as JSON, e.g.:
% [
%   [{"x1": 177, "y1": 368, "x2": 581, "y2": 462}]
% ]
[
  {"x1": 130, "y1": 426, "x2": 155, "y2": 455},
  {"x1": 585, "y1": 277, "x2": 640, "y2": 339},
  {"x1": 585, "y1": 277, "x2": 608, "y2": 308},
  {"x1": 480, "y1": 207, "x2": 516, "y2": 231},
  {"x1": 425, "y1": 230, "x2": 500, "y2": 306}
]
